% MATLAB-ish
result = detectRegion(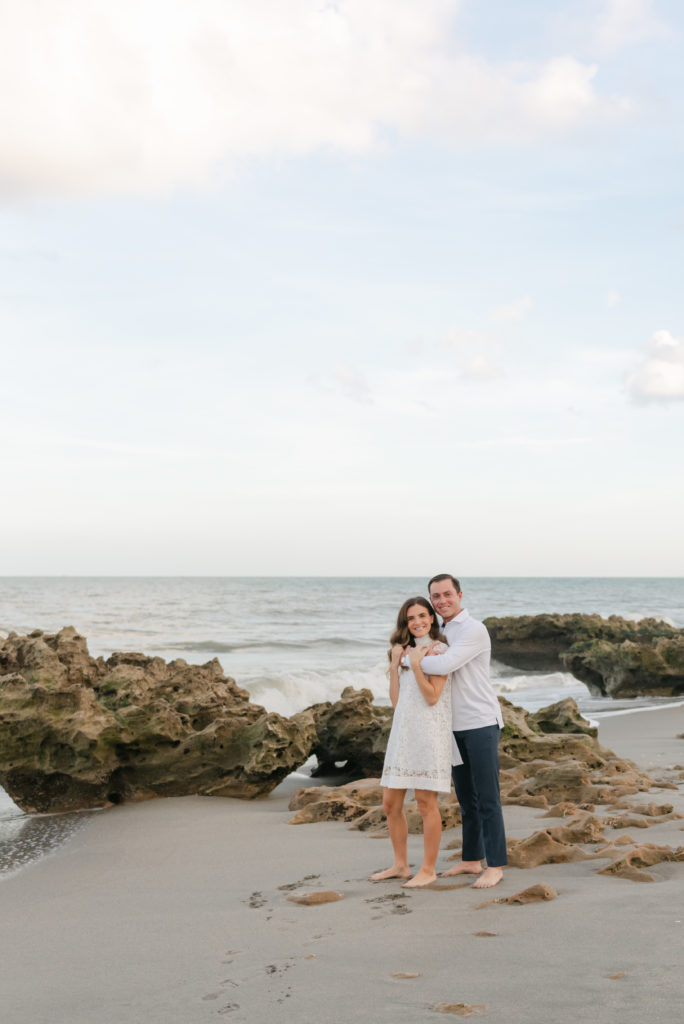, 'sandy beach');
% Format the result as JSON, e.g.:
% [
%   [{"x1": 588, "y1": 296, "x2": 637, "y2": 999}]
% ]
[{"x1": 2, "y1": 704, "x2": 683, "y2": 1024}]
